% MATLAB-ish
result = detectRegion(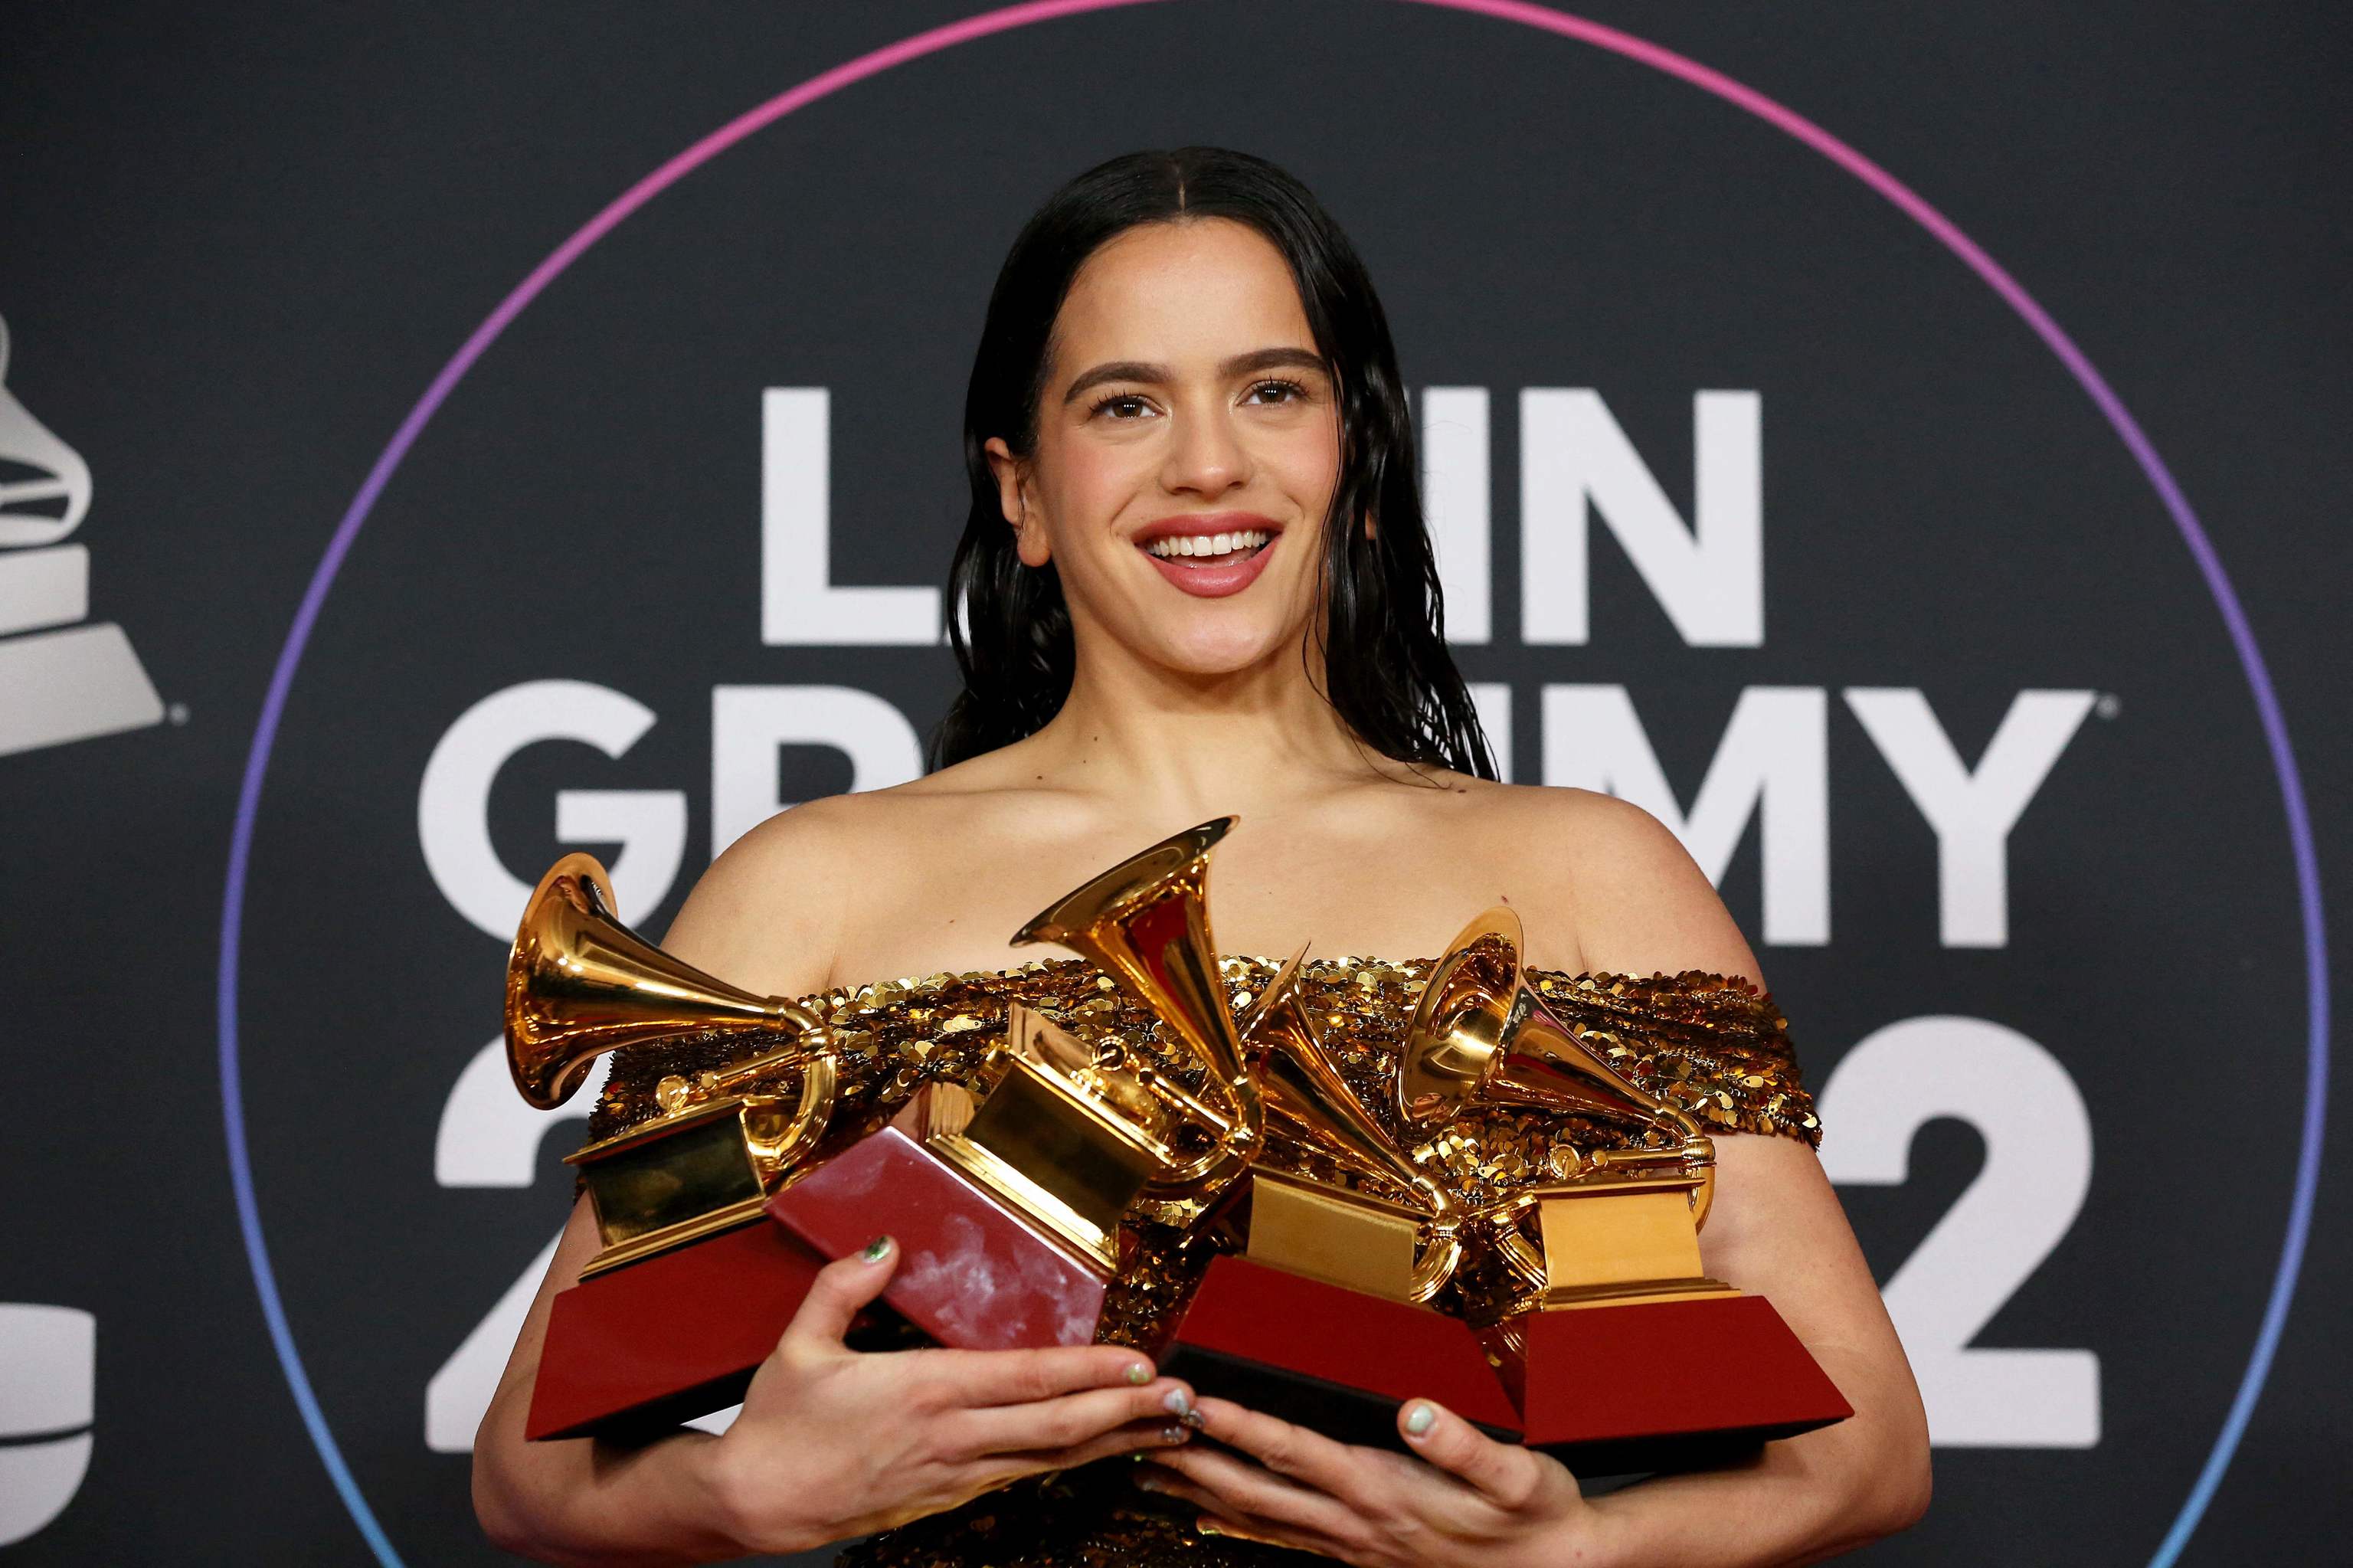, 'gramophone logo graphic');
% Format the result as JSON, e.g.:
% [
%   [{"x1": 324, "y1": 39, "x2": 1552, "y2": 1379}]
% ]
[{"x1": 0, "y1": 311, "x2": 163, "y2": 757}]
